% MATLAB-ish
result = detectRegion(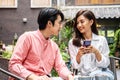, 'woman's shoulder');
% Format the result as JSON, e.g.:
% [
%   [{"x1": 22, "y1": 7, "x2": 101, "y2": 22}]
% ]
[
  {"x1": 93, "y1": 33, "x2": 106, "y2": 40},
  {"x1": 68, "y1": 38, "x2": 73, "y2": 44}
]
